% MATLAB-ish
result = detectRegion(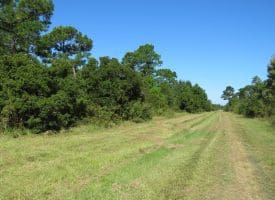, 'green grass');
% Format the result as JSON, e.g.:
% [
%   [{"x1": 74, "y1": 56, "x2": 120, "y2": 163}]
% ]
[
  {"x1": 231, "y1": 114, "x2": 275, "y2": 199},
  {"x1": 0, "y1": 112, "x2": 274, "y2": 199}
]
